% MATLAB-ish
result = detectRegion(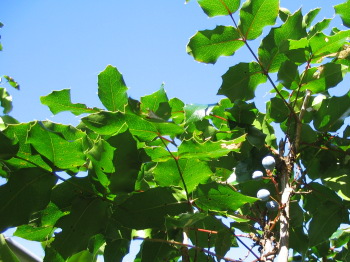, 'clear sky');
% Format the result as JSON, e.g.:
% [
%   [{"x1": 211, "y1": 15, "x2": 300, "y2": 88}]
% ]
[{"x1": 1, "y1": 0, "x2": 348, "y2": 261}]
